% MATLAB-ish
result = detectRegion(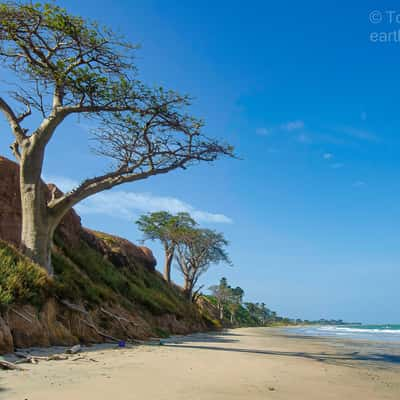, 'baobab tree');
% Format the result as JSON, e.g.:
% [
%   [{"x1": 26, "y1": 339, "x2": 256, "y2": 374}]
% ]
[
  {"x1": 136, "y1": 211, "x2": 196, "y2": 283},
  {"x1": 175, "y1": 228, "x2": 231, "y2": 301},
  {"x1": 0, "y1": 2, "x2": 234, "y2": 274}
]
